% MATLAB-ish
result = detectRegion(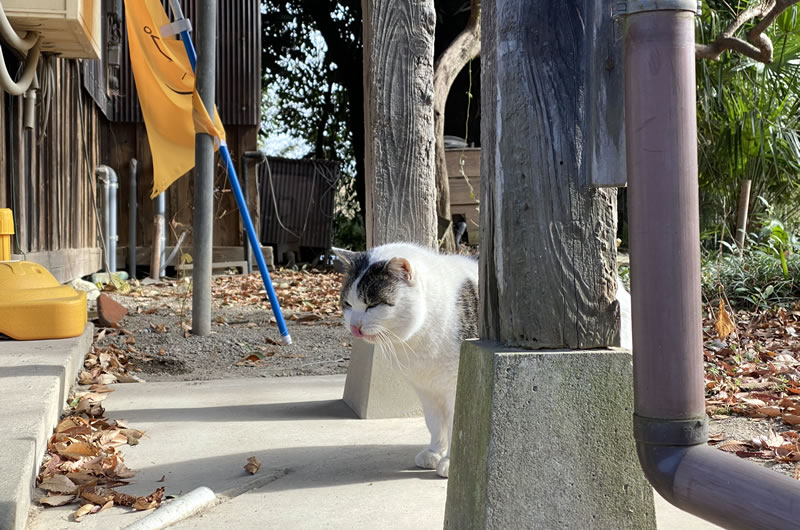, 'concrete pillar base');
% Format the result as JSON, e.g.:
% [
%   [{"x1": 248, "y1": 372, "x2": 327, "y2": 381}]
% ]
[
  {"x1": 445, "y1": 340, "x2": 656, "y2": 529},
  {"x1": 342, "y1": 339, "x2": 422, "y2": 419}
]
